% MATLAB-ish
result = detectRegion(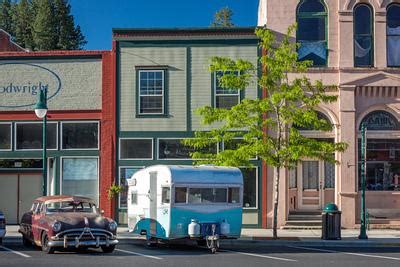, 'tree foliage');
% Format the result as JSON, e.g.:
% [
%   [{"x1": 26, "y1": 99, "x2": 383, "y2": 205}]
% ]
[
  {"x1": 210, "y1": 6, "x2": 234, "y2": 28},
  {"x1": 184, "y1": 26, "x2": 348, "y2": 238},
  {"x1": 0, "y1": 0, "x2": 86, "y2": 50}
]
